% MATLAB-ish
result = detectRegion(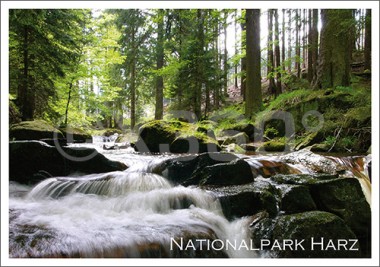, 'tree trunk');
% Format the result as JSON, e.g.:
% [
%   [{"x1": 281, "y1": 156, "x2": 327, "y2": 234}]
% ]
[
  {"x1": 295, "y1": 9, "x2": 301, "y2": 78},
  {"x1": 223, "y1": 10, "x2": 228, "y2": 97},
  {"x1": 302, "y1": 9, "x2": 307, "y2": 69},
  {"x1": 234, "y1": 10, "x2": 238, "y2": 89},
  {"x1": 240, "y1": 14, "x2": 246, "y2": 100},
  {"x1": 194, "y1": 9, "x2": 203, "y2": 119},
  {"x1": 287, "y1": 9, "x2": 292, "y2": 72},
  {"x1": 64, "y1": 82, "x2": 73, "y2": 126},
  {"x1": 274, "y1": 9, "x2": 282, "y2": 95},
  {"x1": 267, "y1": 9, "x2": 276, "y2": 96},
  {"x1": 214, "y1": 19, "x2": 220, "y2": 109},
  {"x1": 155, "y1": 10, "x2": 164, "y2": 120},
  {"x1": 312, "y1": 9, "x2": 319, "y2": 80},
  {"x1": 312, "y1": 9, "x2": 354, "y2": 89},
  {"x1": 307, "y1": 9, "x2": 313, "y2": 82},
  {"x1": 245, "y1": 9, "x2": 261, "y2": 118},
  {"x1": 281, "y1": 9, "x2": 286, "y2": 73},
  {"x1": 364, "y1": 9, "x2": 371, "y2": 70},
  {"x1": 21, "y1": 25, "x2": 33, "y2": 121}
]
